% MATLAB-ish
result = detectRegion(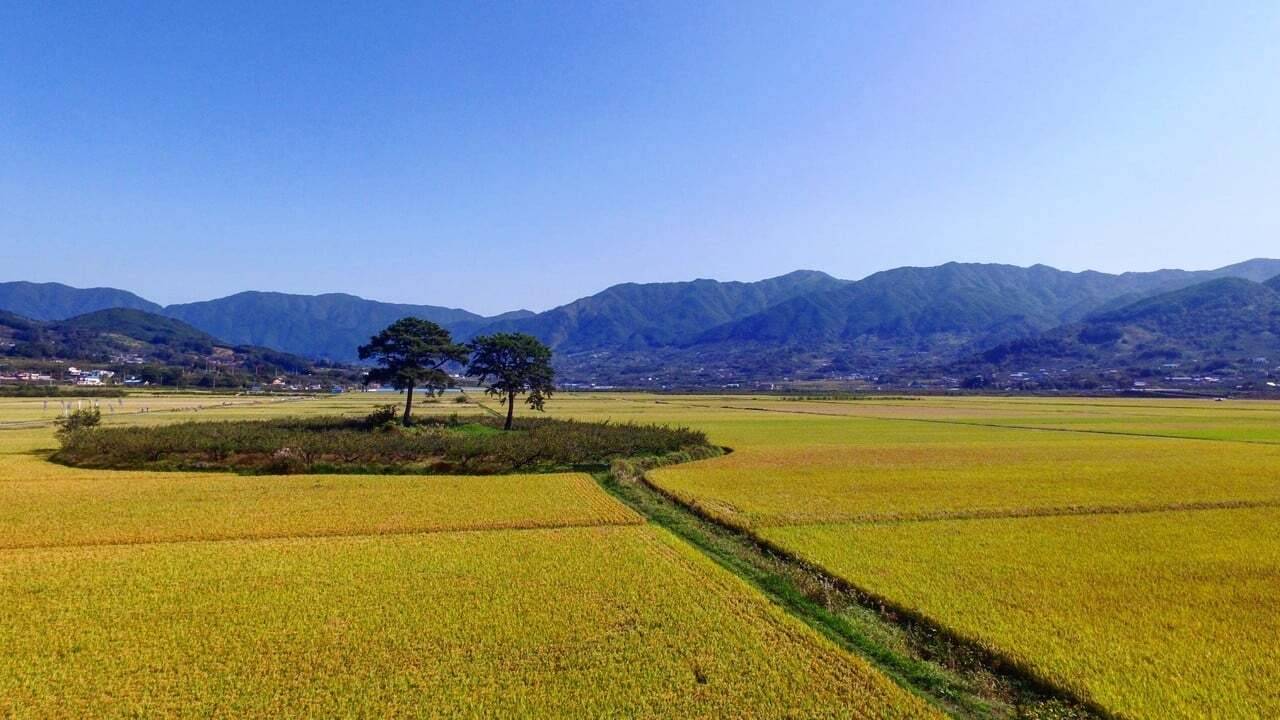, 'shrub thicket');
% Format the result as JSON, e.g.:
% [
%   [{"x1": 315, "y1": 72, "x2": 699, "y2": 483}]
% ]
[
  {"x1": 53, "y1": 414, "x2": 710, "y2": 475},
  {"x1": 55, "y1": 407, "x2": 102, "y2": 435},
  {"x1": 364, "y1": 404, "x2": 399, "y2": 427}
]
